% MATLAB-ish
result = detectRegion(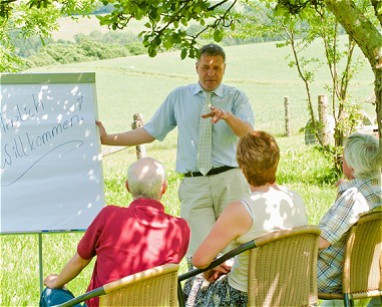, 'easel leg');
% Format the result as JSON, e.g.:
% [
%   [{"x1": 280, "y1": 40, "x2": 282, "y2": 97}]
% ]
[{"x1": 39, "y1": 233, "x2": 43, "y2": 293}]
